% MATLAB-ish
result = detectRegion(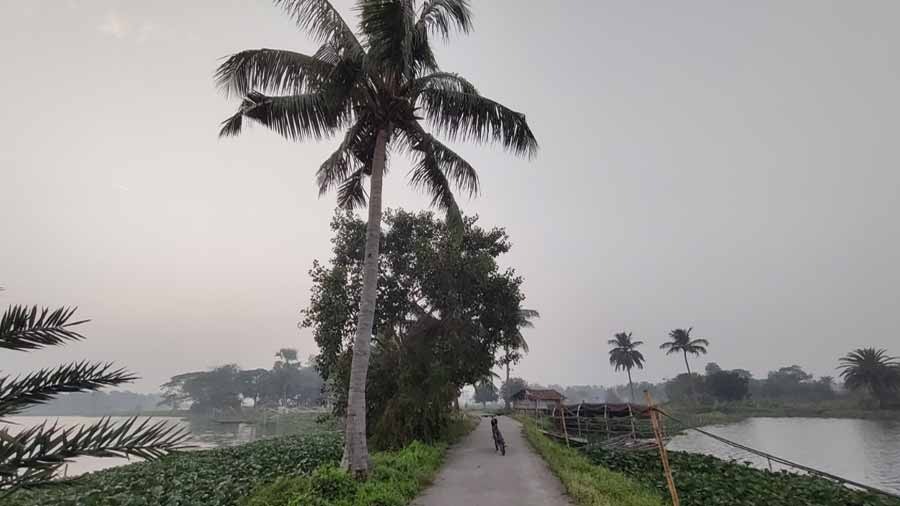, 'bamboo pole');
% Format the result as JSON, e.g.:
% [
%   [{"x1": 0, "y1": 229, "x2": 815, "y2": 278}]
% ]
[
  {"x1": 576, "y1": 402, "x2": 583, "y2": 438},
  {"x1": 645, "y1": 391, "x2": 679, "y2": 506},
  {"x1": 559, "y1": 403, "x2": 570, "y2": 447}
]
